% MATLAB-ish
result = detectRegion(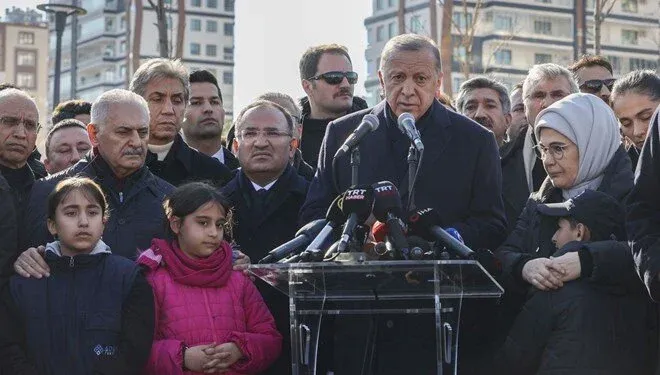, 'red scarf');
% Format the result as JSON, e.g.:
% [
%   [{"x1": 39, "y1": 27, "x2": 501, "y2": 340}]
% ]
[{"x1": 148, "y1": 238, "x2": 232, "y2": 287}]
